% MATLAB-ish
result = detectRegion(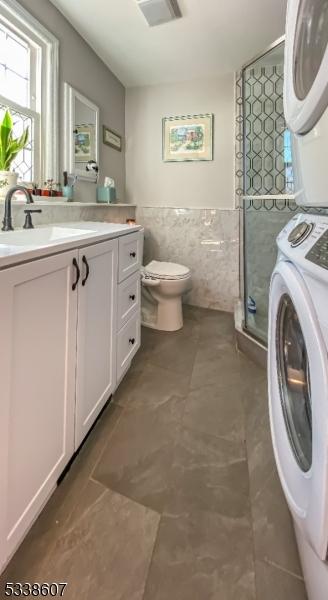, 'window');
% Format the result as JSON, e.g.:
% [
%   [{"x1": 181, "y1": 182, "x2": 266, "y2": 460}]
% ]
[
  {"x1": 0, "y1": 23, "x2": 31, "y2": 107},
  {"x1": 0, "y1": 21, "x2": 38, "y2": 181},
  {"x1": 0, "y1": 0, "x2": 58, "y2": 184},
  {"x1": 283, "y1": 129, "x2": 294, "y2": 193}
]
